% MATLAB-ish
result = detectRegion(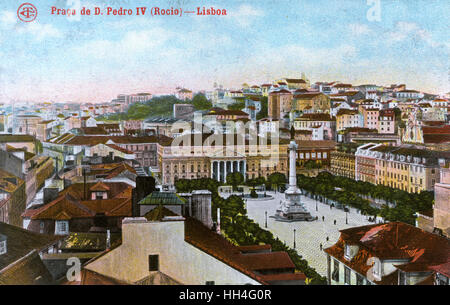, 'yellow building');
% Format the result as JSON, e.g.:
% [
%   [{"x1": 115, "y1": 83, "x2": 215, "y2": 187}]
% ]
[
  {"x1": 157, "y1": 133, "x2": 289, "y2": 186},
  {"x1": 336, "y1": 109, "x2": 362, "y2": 131},
  {"x1": 330, "y1": 143, "x2": 360, "y2": 179},
  {"x1": 371, "y1": 145, "x2": 441, "y2": 193},
  {"x1": 293, "y1": 92, "x2": 330, "y2": 113}
]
